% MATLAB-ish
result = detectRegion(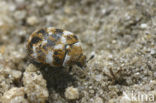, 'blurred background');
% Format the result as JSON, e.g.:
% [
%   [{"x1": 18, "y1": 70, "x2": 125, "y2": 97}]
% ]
[{"x1": 0, "y1": 0, "x2": 156, "y2": 103}]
